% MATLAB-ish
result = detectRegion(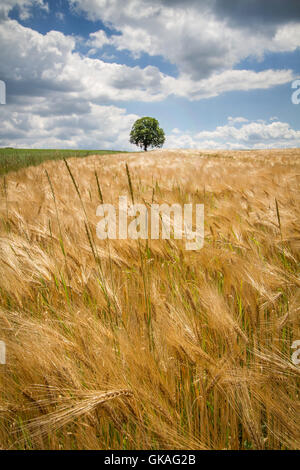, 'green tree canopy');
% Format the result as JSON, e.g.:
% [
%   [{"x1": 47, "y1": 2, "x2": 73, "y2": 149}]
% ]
[{"x1": 130, "y1": 117, "x2": 165, "y2": 152}]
